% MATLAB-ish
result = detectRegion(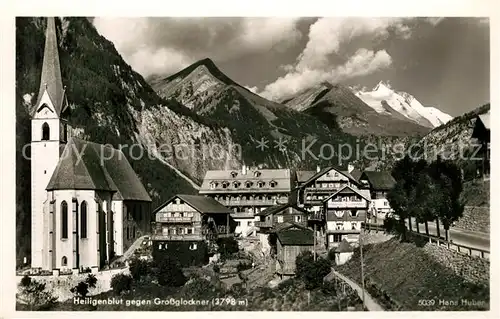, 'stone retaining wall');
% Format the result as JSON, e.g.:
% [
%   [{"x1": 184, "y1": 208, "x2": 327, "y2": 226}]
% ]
[
  {"x1": 16, "y1": 267, "x2": 129, "y2": 302},
  {"x1": 455, "y1": 206, "x2": 490, "y2": 233}
]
